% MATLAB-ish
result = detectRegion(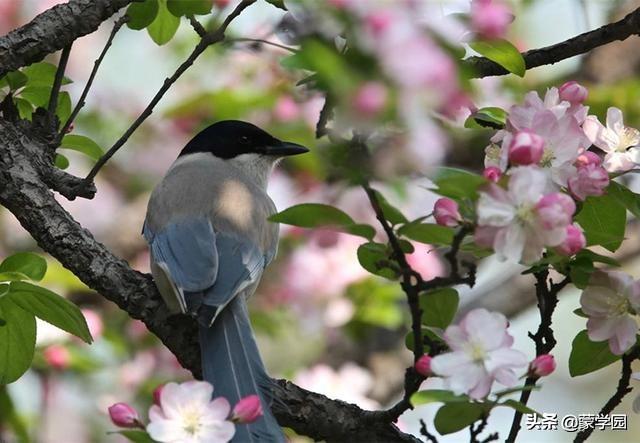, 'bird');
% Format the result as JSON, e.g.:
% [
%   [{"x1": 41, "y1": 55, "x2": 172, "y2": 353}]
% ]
[{"x1": 142, "y1": 120, "x2": 308, "y2": 442}]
